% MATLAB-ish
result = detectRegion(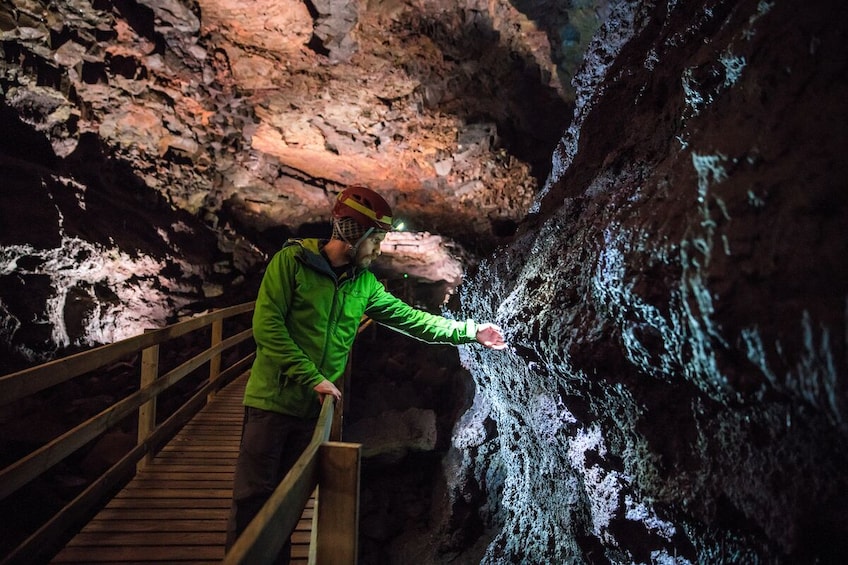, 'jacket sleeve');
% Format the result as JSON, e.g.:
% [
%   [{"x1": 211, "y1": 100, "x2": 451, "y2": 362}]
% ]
[
  {"x1": 252, "y1": 248, "x2": 325, "y2": 388},
  {"x1": 364, "y1": 279, "x2": 478, "y2": 345}
]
